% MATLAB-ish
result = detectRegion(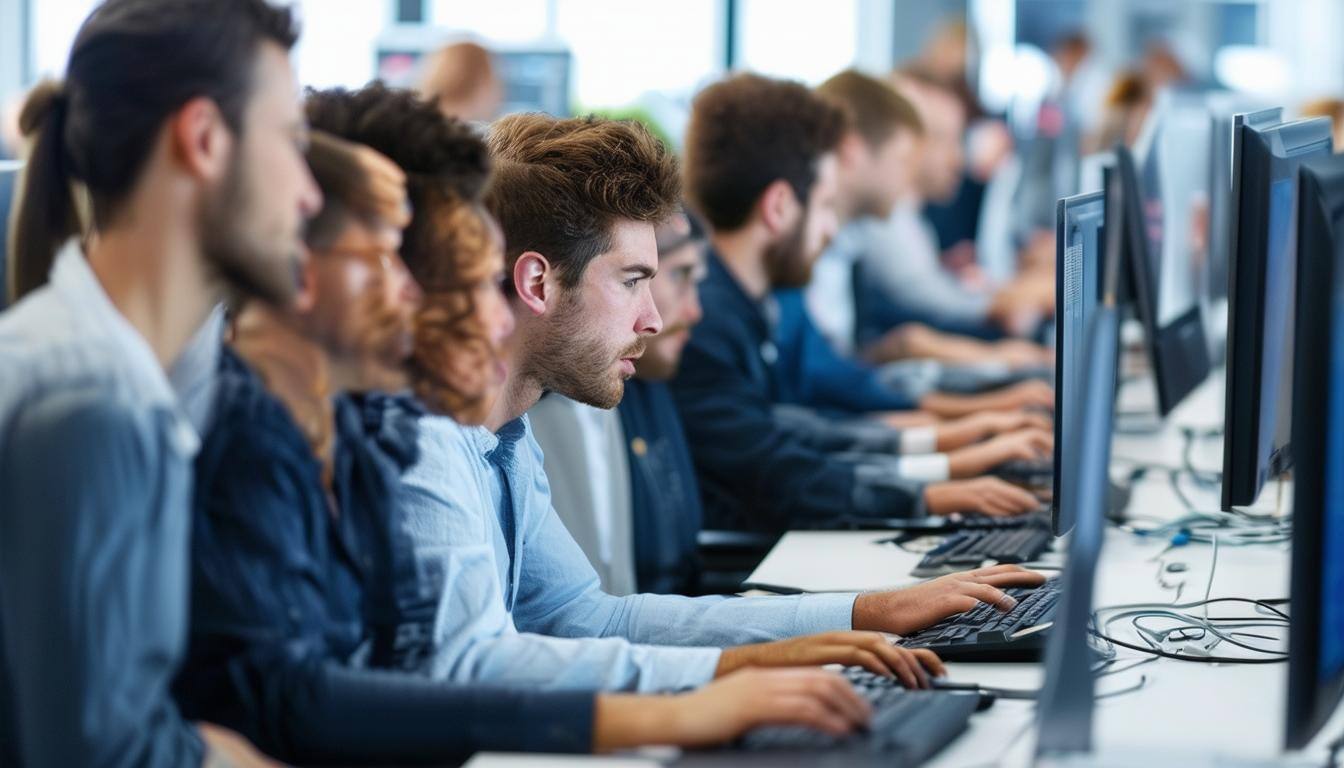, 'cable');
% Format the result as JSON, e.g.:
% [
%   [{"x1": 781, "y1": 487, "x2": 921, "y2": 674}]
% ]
[
  {"x1": 1090, "y1": 597, "x2": 1290, "y2": 664},
  {"x1": 1326, "y1": 728, "x2": 1344, "y2": 768}
]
